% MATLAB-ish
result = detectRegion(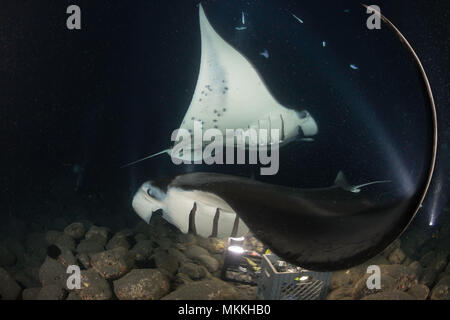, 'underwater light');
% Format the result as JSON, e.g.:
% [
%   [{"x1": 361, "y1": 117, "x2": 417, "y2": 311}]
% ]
[
  {"x1": 228, "y1": 245, "x2": 245, "y2": 254},
  {"x1": 299, "y1": 276, "x2": 309, "y2": 281}
]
